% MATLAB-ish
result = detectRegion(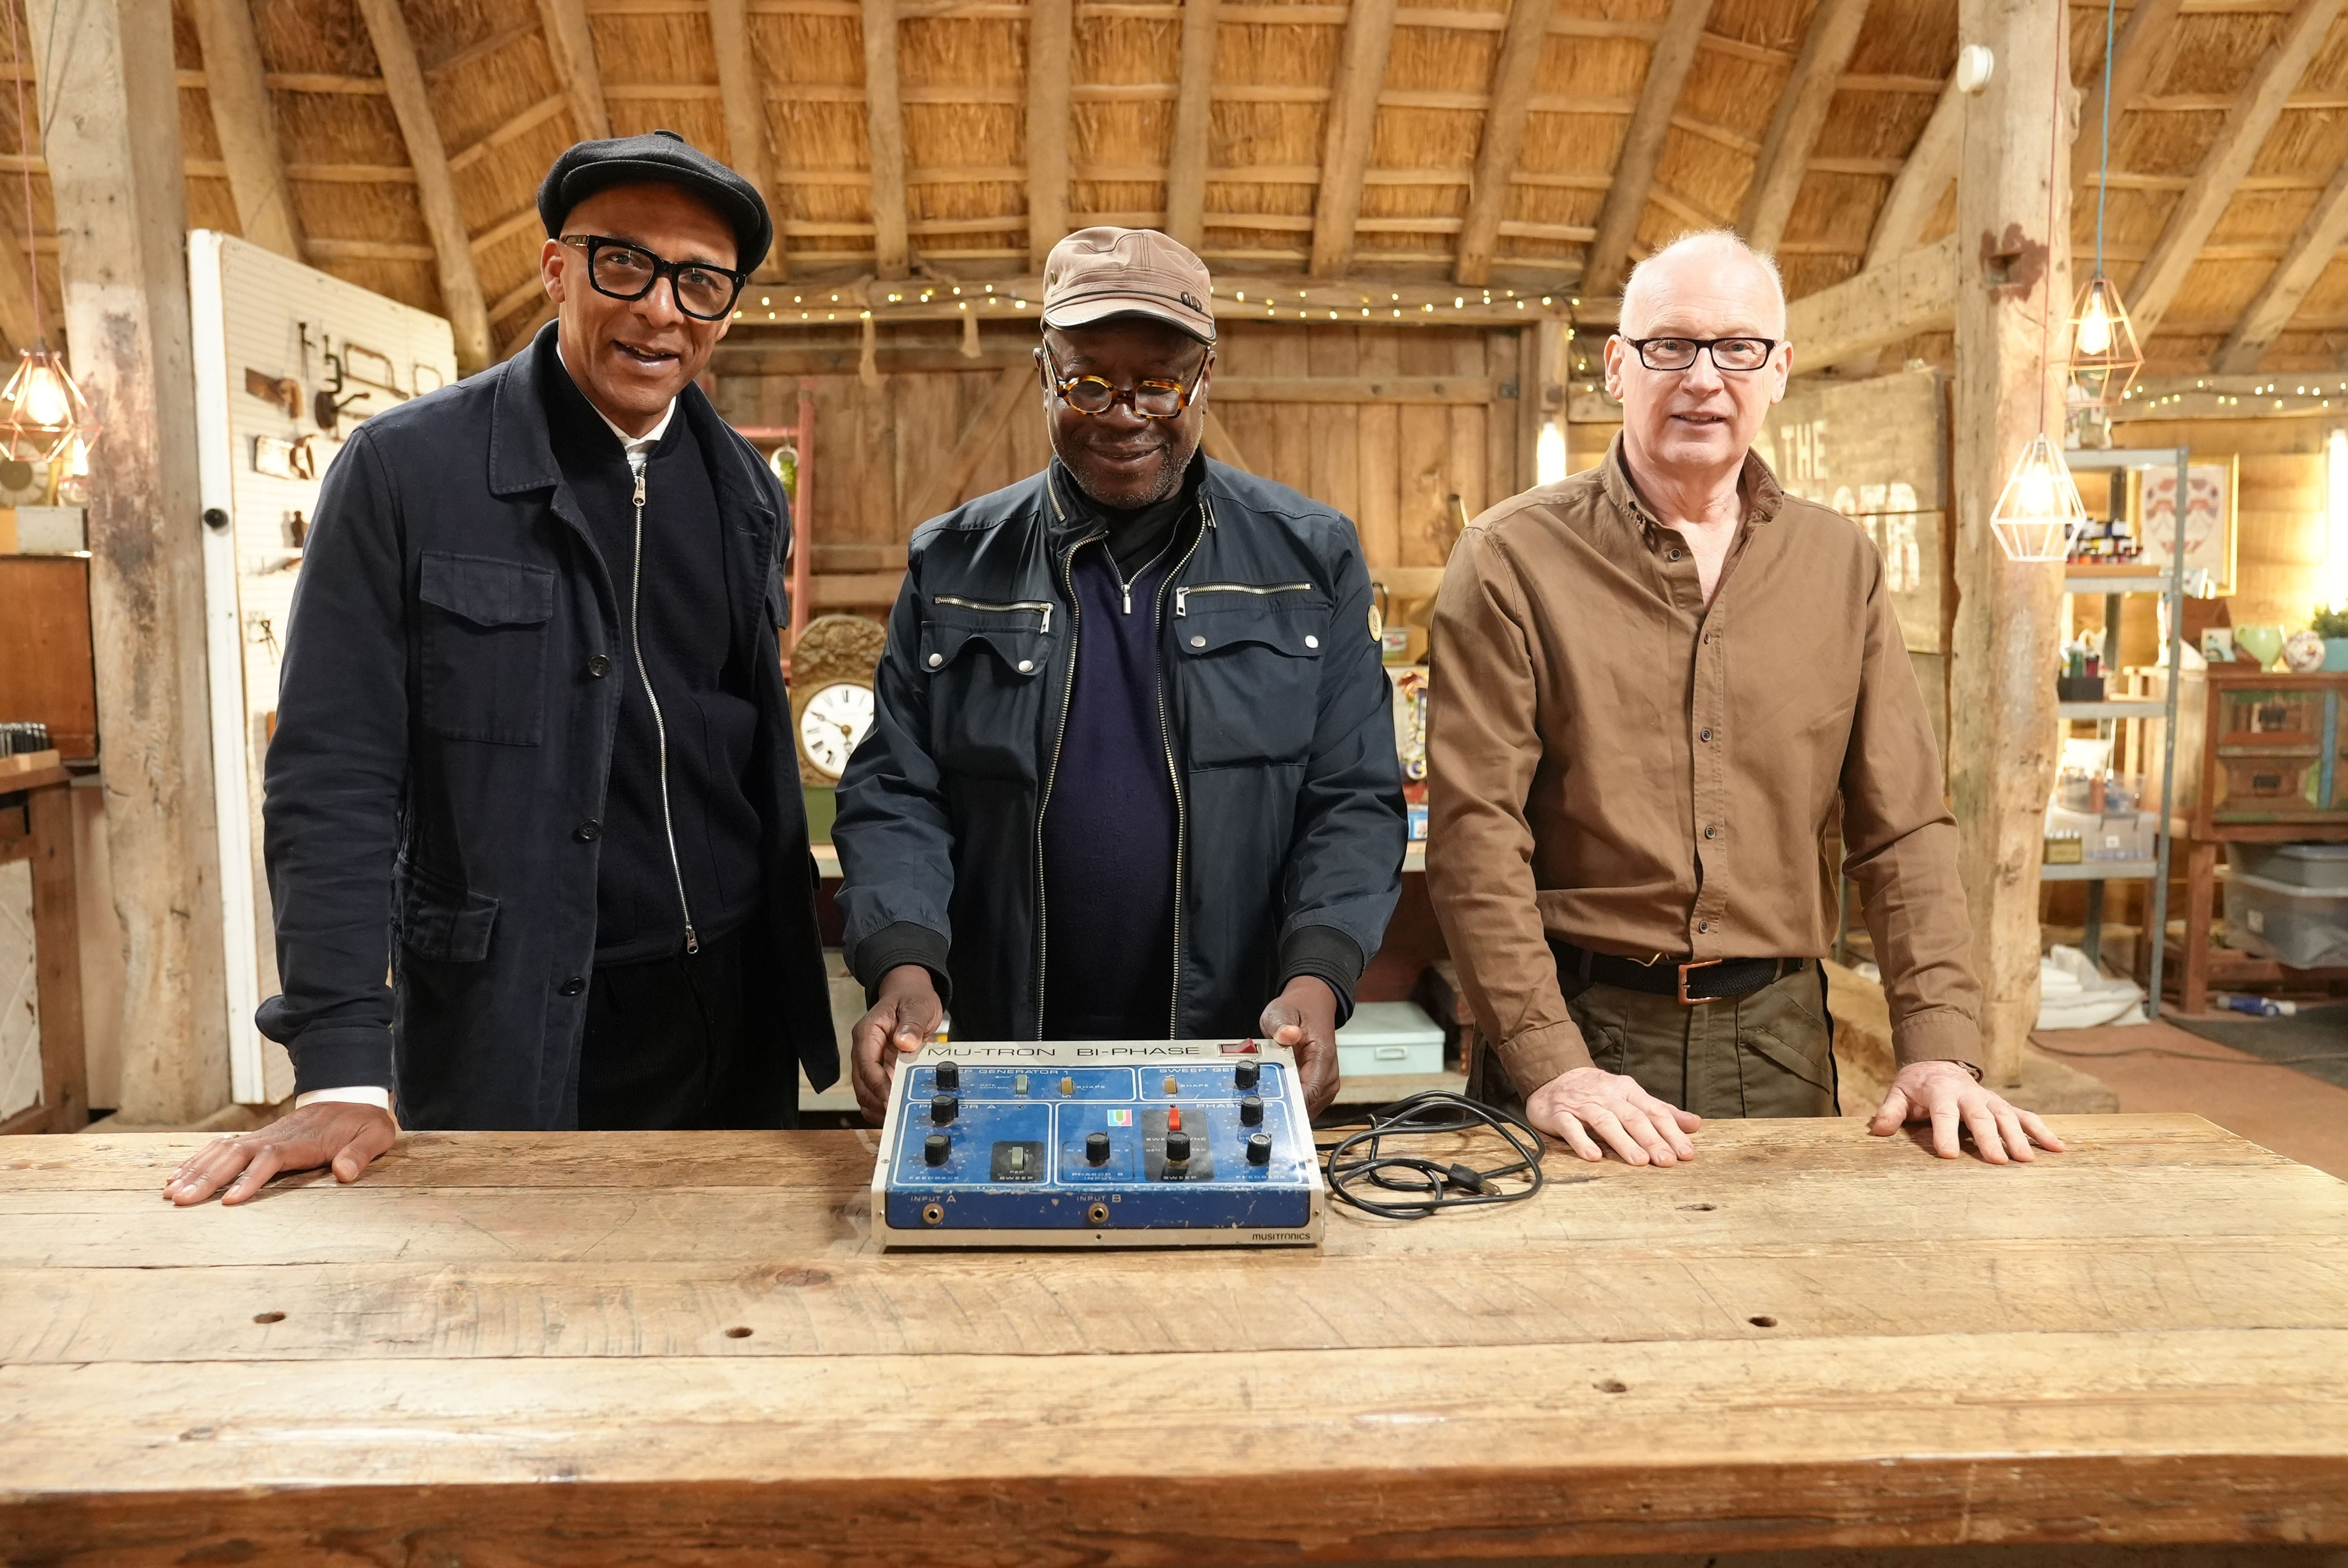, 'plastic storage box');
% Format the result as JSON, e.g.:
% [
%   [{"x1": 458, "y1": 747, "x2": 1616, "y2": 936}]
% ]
[
  {"x1": 2223, "y1": 870, "x2": 2348, "y2": 969},
  {"x1": 2227, "y1": 841, "x2": 2348, "y2": 891},
  {"x1": 1335, "y1": 1001, "x2": 1447, "y2": 1077}
]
